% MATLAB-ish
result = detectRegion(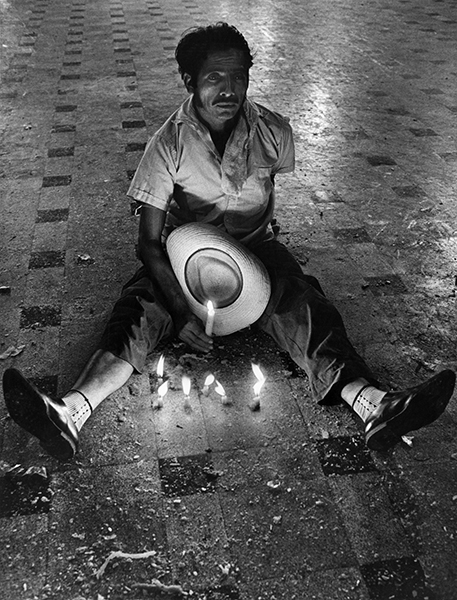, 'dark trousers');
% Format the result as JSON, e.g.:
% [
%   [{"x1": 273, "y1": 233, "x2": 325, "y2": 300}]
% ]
[{"x1": 99, "y1": 239, "x2": 375, "y2": 404}]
